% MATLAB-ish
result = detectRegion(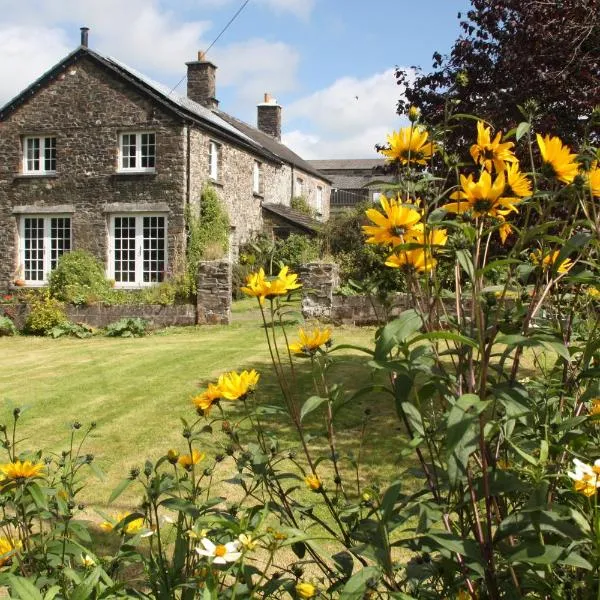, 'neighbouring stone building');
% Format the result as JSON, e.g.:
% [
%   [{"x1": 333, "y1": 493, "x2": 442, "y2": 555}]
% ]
[
  {"x1": 0, "y1": 28, "x2": 330, "y2": 290},
  {"x1": 308, "y1": 158, "x2": 394, "y2": 214}
]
